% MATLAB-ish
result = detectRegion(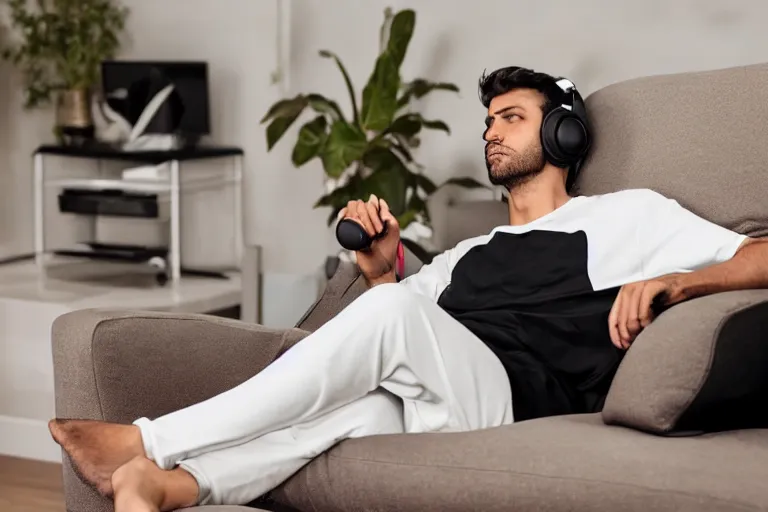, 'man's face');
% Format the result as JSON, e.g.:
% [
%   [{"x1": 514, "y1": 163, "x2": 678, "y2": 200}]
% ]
[{"x1": 483, "y1": 88, "x2": 547, "y2": 189}]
